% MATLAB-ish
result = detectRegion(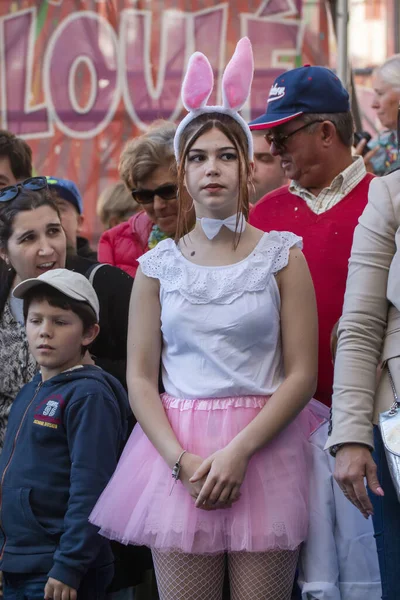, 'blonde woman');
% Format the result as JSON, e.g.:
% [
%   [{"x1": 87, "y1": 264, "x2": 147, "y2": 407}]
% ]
[{"x1": 98, "y1": 121, "x2": 195, "y2": 277}]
